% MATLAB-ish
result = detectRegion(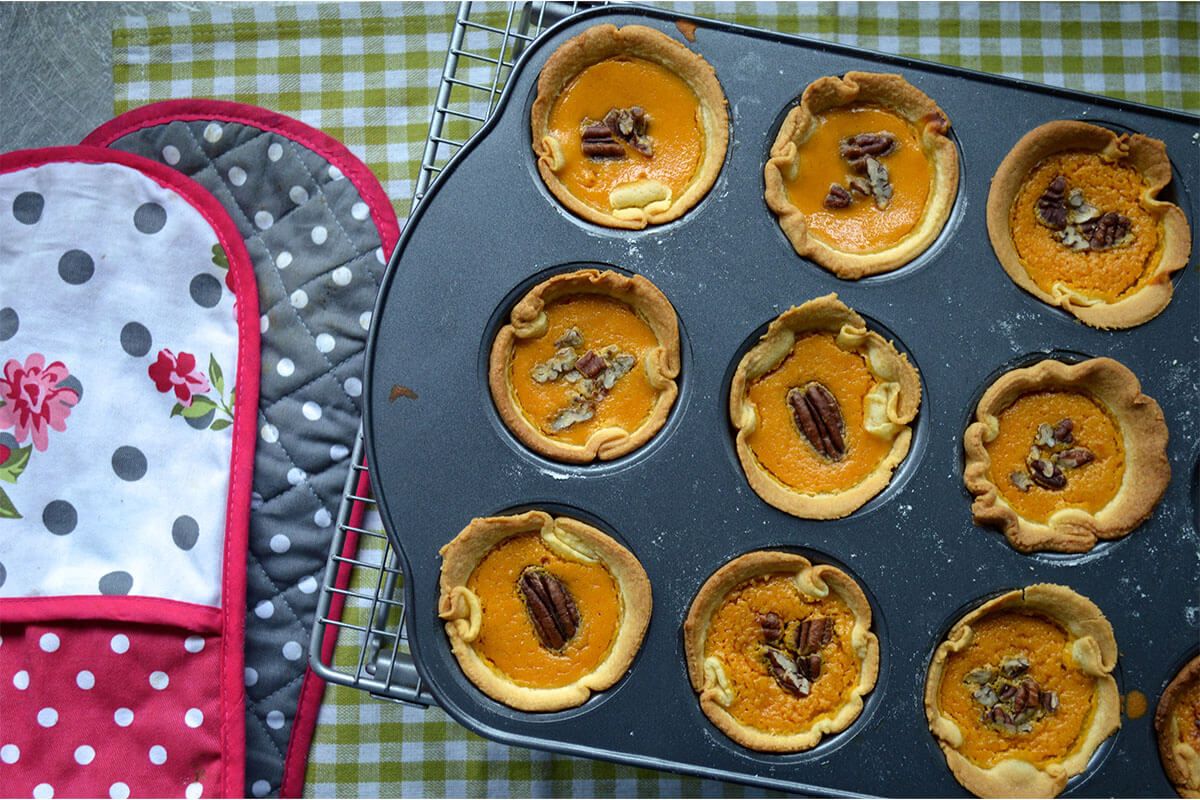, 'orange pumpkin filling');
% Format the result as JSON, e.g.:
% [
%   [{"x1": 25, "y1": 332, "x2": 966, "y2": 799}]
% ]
[
  {"x1": 985, "y1": 389, "x2": 1124, "y2": 524},
  {"x1": 785, "y1": 104, "x2": 932, "y2": 251},
  {"x1": 746, "y1": 332, "x2": 893, "y2": 493},
  {"x1": 465, "y1": 531, "x2": 621, "y2": 689},
  {"x1": 1010, "y1": 151, "x2": 1161, "y2": 303},
  {"x1": 704, "y1": 573, "x2": 862, "y2": 735},
  {"x1": 547, "y1": 56, "x2": 705, "y2": 213},
  {"x1": 508, "y1": 292, "x2": 659, "y2": 446},
  {"x1": 1172, "y1": 678, "x2": 1200, "y2": 752},
  {"x1": 937, "y1": 610, "x2": 1097, "y2": 769}
]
